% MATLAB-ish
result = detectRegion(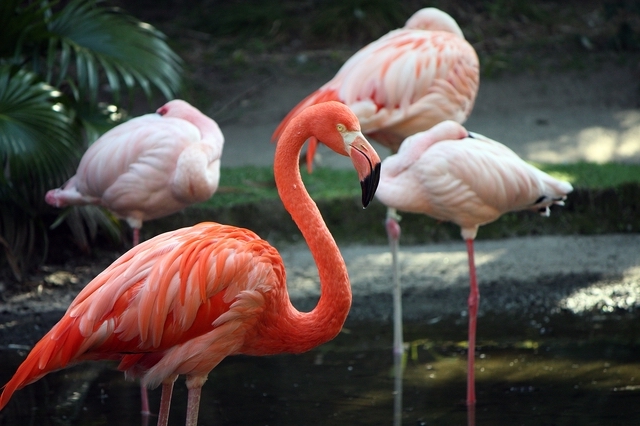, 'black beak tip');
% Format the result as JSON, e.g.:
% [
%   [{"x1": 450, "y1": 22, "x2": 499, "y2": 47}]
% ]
[{"x1": 360, "y1": 162, "x2": 381, "y2": 208}]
